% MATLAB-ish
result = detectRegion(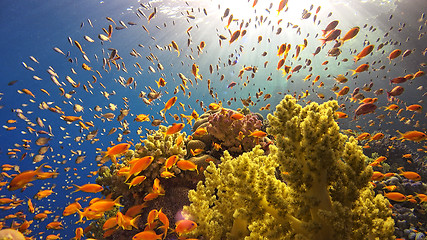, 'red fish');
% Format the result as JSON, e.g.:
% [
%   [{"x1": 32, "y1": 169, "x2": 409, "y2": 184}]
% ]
[
  {"x1": 319, "y1": 29, "x2": 341, "y2": 45},
  {"x1": 321, "y1": 20, "x2": 339, "y2": 36},
  {"x1": 387, "y1": 86, "x2": 404, "y2": 100},
  {"x1": 228, "y1": 82, "x2": 237, "y2": 89},
  {"x1": 353, "y1": 103, "x2": 377, "y2": 120}
]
